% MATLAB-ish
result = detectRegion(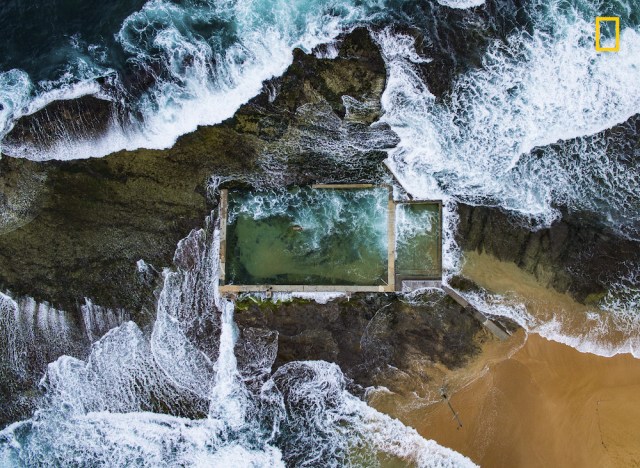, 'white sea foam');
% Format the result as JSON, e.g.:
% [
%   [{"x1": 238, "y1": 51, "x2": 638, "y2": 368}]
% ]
[
  {"x1": 1, "y1": 0, "x2": 385, "y2": 161},
  {"x1": 0, "y1": 64, "x2": 118, "y2": 160},
  {"x1": 458, "y1": 286, "x2": 640, "y2": 359},
  {"x1": 227, "y1": 187, "x2": 389, "y2": 254},
  {"x1": 288, "y1": 291, "x2": 346, "y2": 303},
  {"x1": 441, "y1": 200, "x2": 463, "y2": 275},
  {"x1": 0, "y1": 70, "x2": 32, "y2": 137},
  {"x1": 375, "y1": 6, "x2": 640, "y2": 356},
  {"x1": 1, "y1": 212, "x2": 473, "y2": 466},
  {"x1": 395, "y1": 203, "x2": 436, "y2": 244},
  {"x1": 0, "y1": 292, "x2": 127, "y2": 378},
  {"x1": 600, "y1": 262, "x2": 640, "y2": 331},
  {"x1": 81, "y1": 298, "x2": 128, "y2": 343},
  {"x1": 375, "y1": 14, "x2": 640, "y2": 234},
  {"x1": 437, "y1": 0, "x2": 485, "y2": 9}
]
